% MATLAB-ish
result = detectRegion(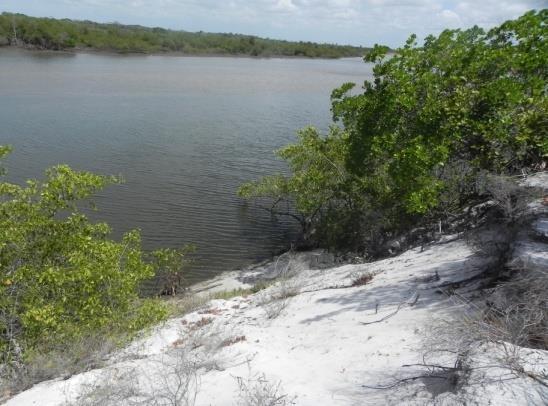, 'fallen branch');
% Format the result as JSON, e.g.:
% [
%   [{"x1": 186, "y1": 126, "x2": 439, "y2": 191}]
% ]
[
  {"x1": 360, "y1": 292, "x2": 419, "y2": 326},
  {"x1": 361, "y1": 374, "x2": 449, "y2": 390},
  {"x1": 401, "y1": 363, "x2": 457, "y2": 371},
  {"x1": 524, "y1": 371, "x2": 548, "y2": 389}
]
